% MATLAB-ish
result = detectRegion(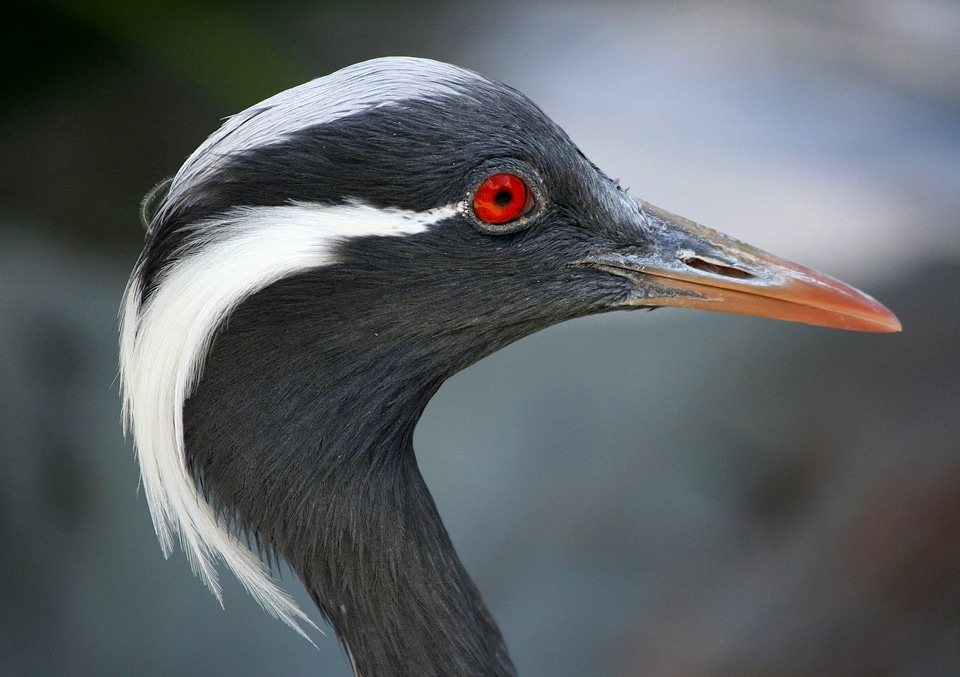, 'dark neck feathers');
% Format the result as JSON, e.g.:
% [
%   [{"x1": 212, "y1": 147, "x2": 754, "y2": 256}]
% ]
[{"x1": 182, "y1": 261, "x2": 532, "y2": 676}]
